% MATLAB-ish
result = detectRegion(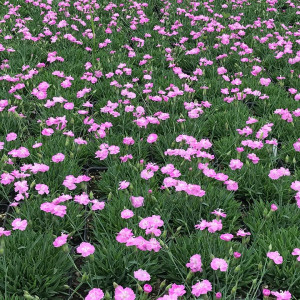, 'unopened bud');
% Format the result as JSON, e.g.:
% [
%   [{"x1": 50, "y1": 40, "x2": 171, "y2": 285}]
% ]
[
  {"x1": 81, "y1": 272, "x2": 89, "y2": 283},
  {"x1": 30, "y1": 180, "x2": 36, "y2": 189},
  {"x1": 159, "y1": 280, "x2": 166, "y2": 289},
  {"x1": 113, "y1": 282, "x2": 118, "y2": 289},
  {"x1": 231, "y1": 285, "x2": 237, "y2": 294},
  {"x1": 234, "y1": 265, "x2": 241, "y2": 273}
]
